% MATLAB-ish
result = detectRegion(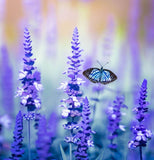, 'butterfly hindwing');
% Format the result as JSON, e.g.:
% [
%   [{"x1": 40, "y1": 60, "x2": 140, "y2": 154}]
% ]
[
  {"x1": 100, "y1": 69, "x2": 117, "y2": 84},
  {"x1": 83, "y1": 68, "x2": 117, "y2": 84}
]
